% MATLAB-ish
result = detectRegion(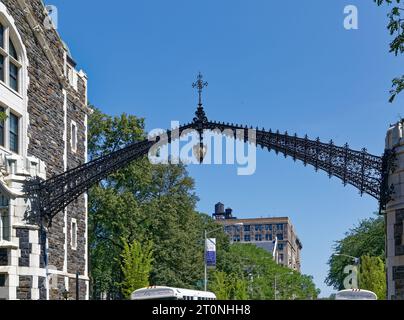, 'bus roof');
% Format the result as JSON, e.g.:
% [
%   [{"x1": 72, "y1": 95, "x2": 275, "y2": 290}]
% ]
[
  {"x1": 131, "y1": 286, "x2": 217, "y2": 300},
  {"x1": 335, "y1": 289, "x2": 377, "y2": 300}
]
